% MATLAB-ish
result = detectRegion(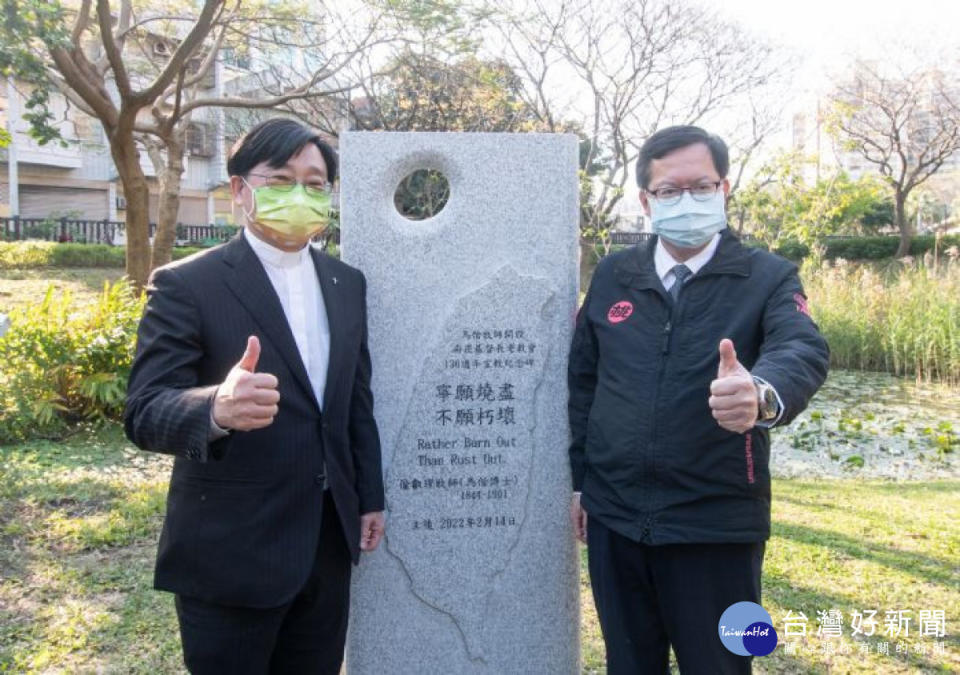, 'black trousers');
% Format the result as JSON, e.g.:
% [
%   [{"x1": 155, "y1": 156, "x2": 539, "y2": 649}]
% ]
[
  {"x1": 174, "y1": 492, "x2": 352, "y2": 675},
  {"x1": 587, "y1": 516, "x2": 765, "y2": 675}
]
